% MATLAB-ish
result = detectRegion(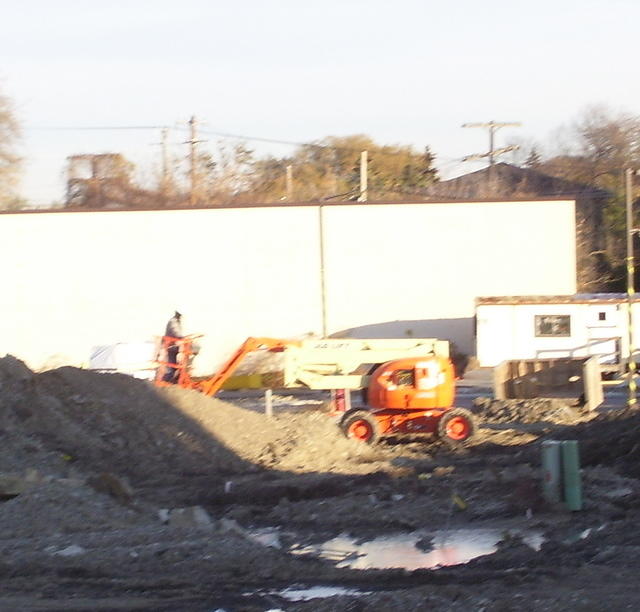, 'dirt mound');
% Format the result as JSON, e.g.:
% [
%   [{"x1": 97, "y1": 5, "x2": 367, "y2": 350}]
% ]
[
  {"x1": 0, "y1": 356, "x2": 73, "y2": 476},
  {"x1": 473, "y1": 397, "x2": 590, "y2": 425},
  {"x1": 544, "y1": 407, "x2": 640, "y2": 478},
  {"x1": 159, "y1": 386, "x2": 379, "y2": 473},
  {"x1": 0, "y1": 479, "x2": 156, "y2": 538},
  {"x1": 470, "y1": 398, "x2": 640, "y2": 481},
  {"x1": 0, "y1": 356, "x2": 379, "y2": 502}
]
